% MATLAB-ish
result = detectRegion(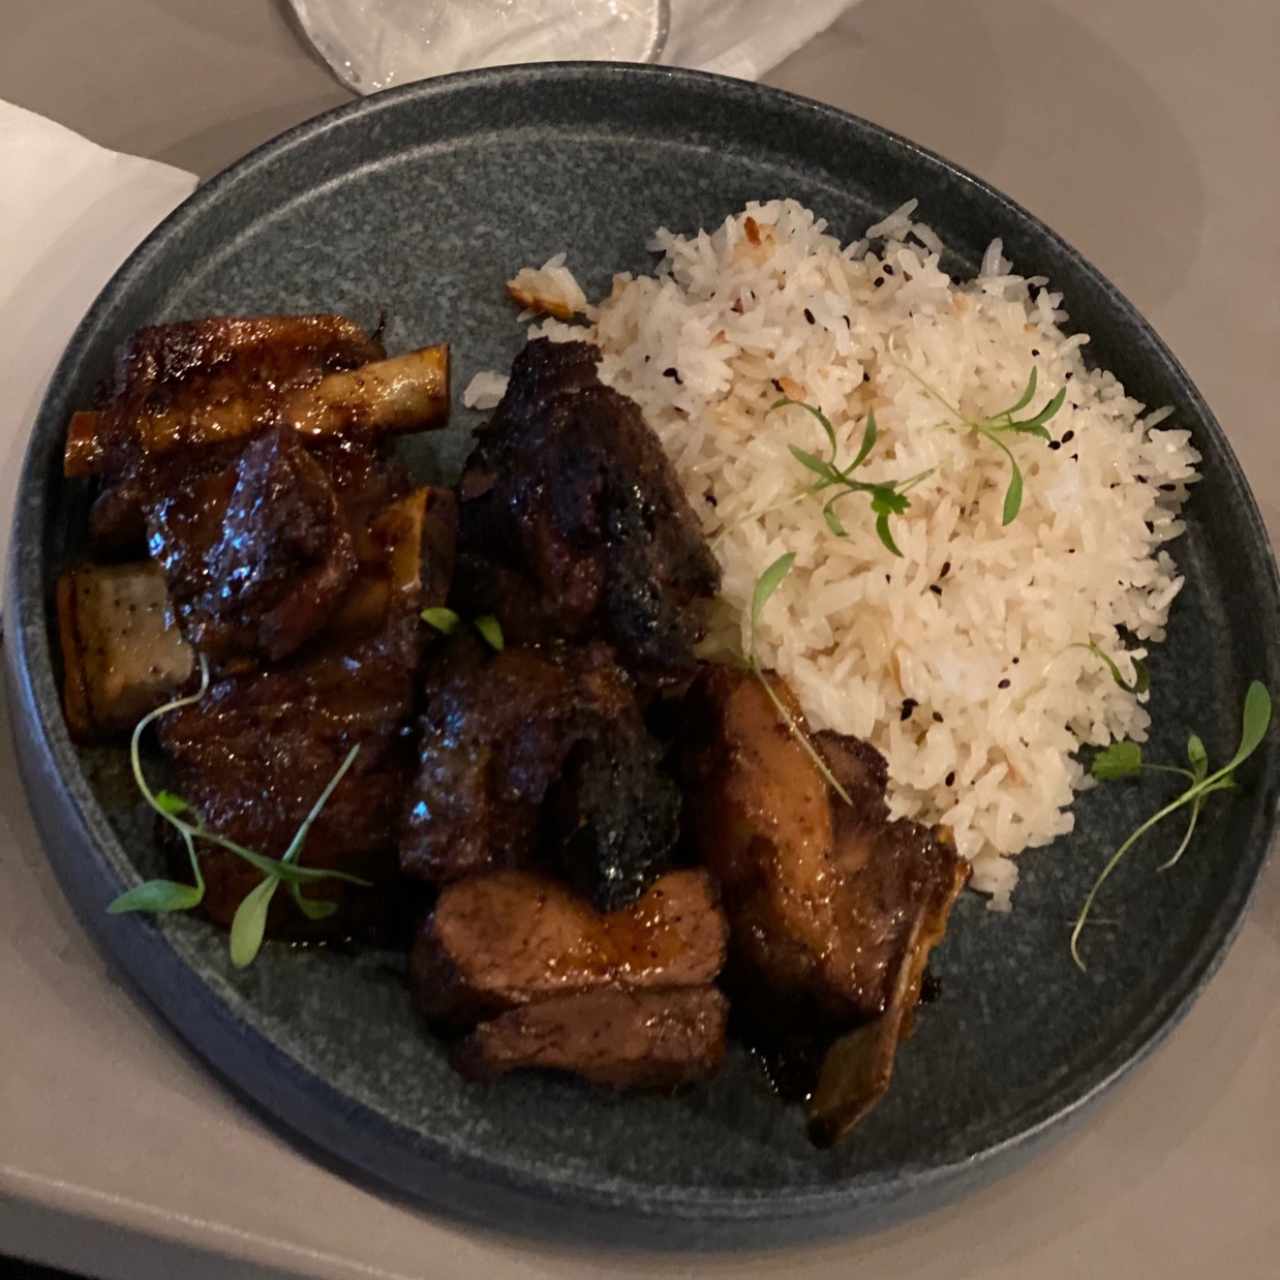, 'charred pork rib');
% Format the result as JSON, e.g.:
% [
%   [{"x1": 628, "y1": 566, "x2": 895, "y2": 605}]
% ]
[
  {"x1": 67, "y1": 315, "x2": 449, "y2": 665},
  {"x1": 455, "y1": 339, "x2": 720, "y2": 686},
  {"x1": 64, "y1": 314, "x2": 447, "y2": 477}
]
